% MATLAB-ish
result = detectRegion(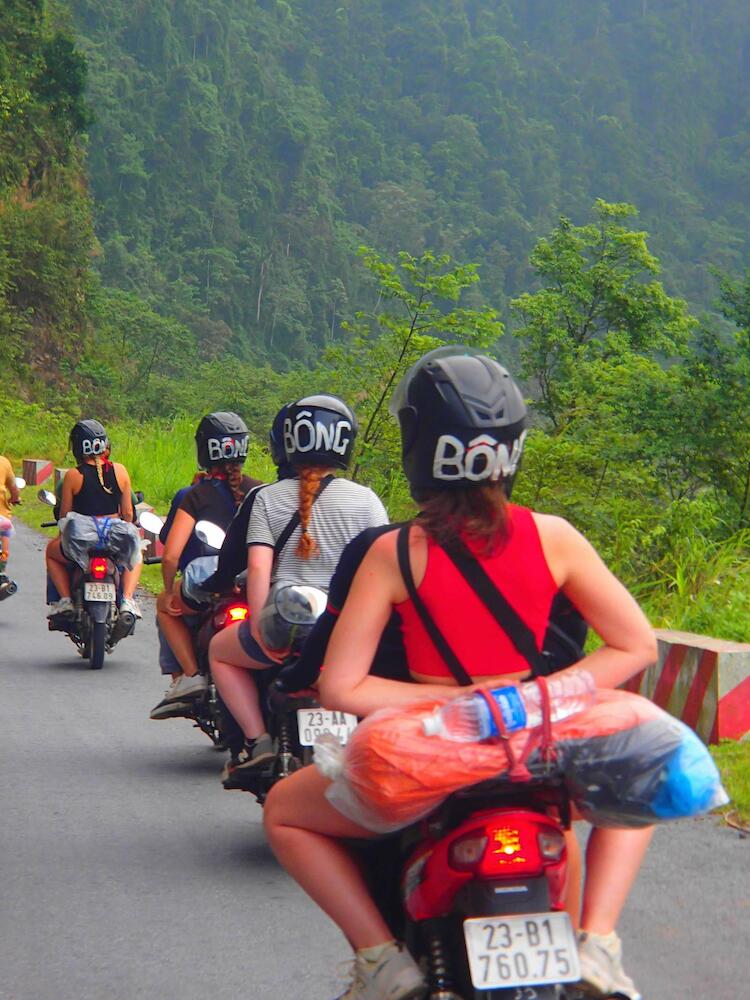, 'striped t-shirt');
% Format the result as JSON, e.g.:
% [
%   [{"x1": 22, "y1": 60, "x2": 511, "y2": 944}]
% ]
[{"x1": 246, "y1": 476, "x2": 388, "y2": 588}]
